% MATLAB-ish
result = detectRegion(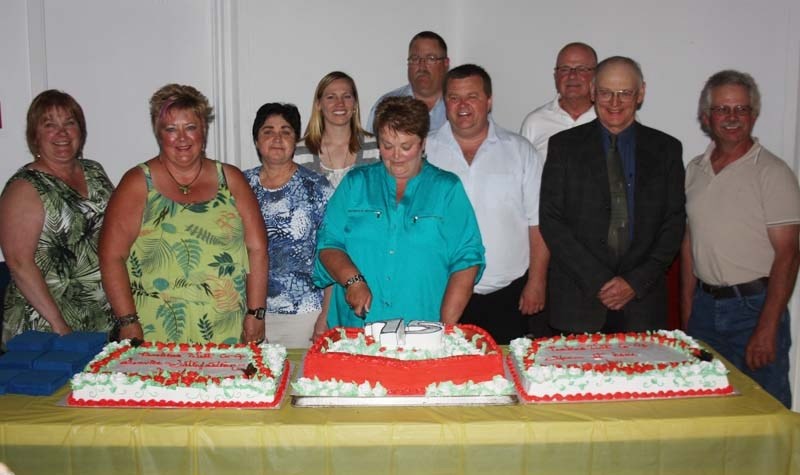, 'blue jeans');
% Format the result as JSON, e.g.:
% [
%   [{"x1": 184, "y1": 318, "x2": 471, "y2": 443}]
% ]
[{"x1": 688, "y1": 286, "x2": 792, "y2": 408}]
